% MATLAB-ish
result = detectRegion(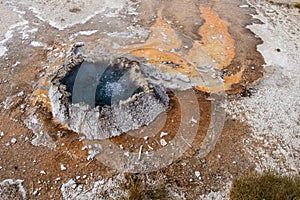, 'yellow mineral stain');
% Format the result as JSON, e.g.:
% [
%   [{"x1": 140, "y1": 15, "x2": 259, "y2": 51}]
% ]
[
  {"x1": 126, "y1": 7, "x2": 182, "y2": 51},
  {"x1": 32, "y1": 89, "x2": 52, "y2": 110},
  {"x1": 32, "y1": 44, "x2": 72, "y2": 111},
  {"x1": 195, "y1": 68, "x2": 244, "y2": 93},
  {"x1": 130, "y1": 48, "x2": 196, "y2": 75},
  {"x1": 192, "y1": 6, "x2": 235, "y2": 69},
  {"x1": 223, "y1": 68, "x2": 244, "y2": 85},
  {"x1": 117, "y1": 5, "x2": 242, "y2": 93}
]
